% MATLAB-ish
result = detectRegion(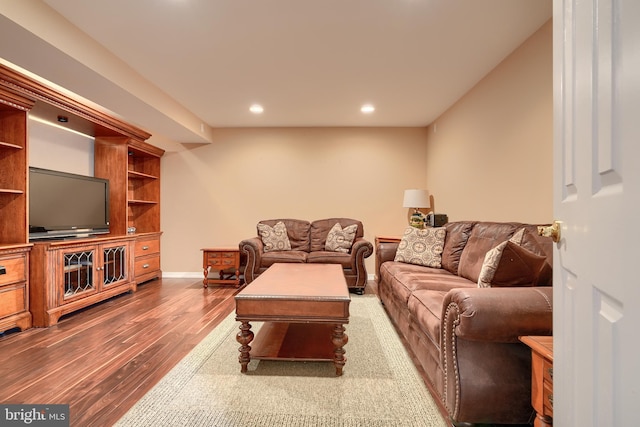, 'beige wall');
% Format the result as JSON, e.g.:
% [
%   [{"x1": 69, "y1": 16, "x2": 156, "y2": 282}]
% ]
[
  {"x1": 160, "y1": 127, "x2": 429, "y2": 275},
  {"x1": 426, "y1": 20, "x2": 553, "y2": 224},
  {"x1": 160, "y1": 20, "x2": 553, "y2": 276}
]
